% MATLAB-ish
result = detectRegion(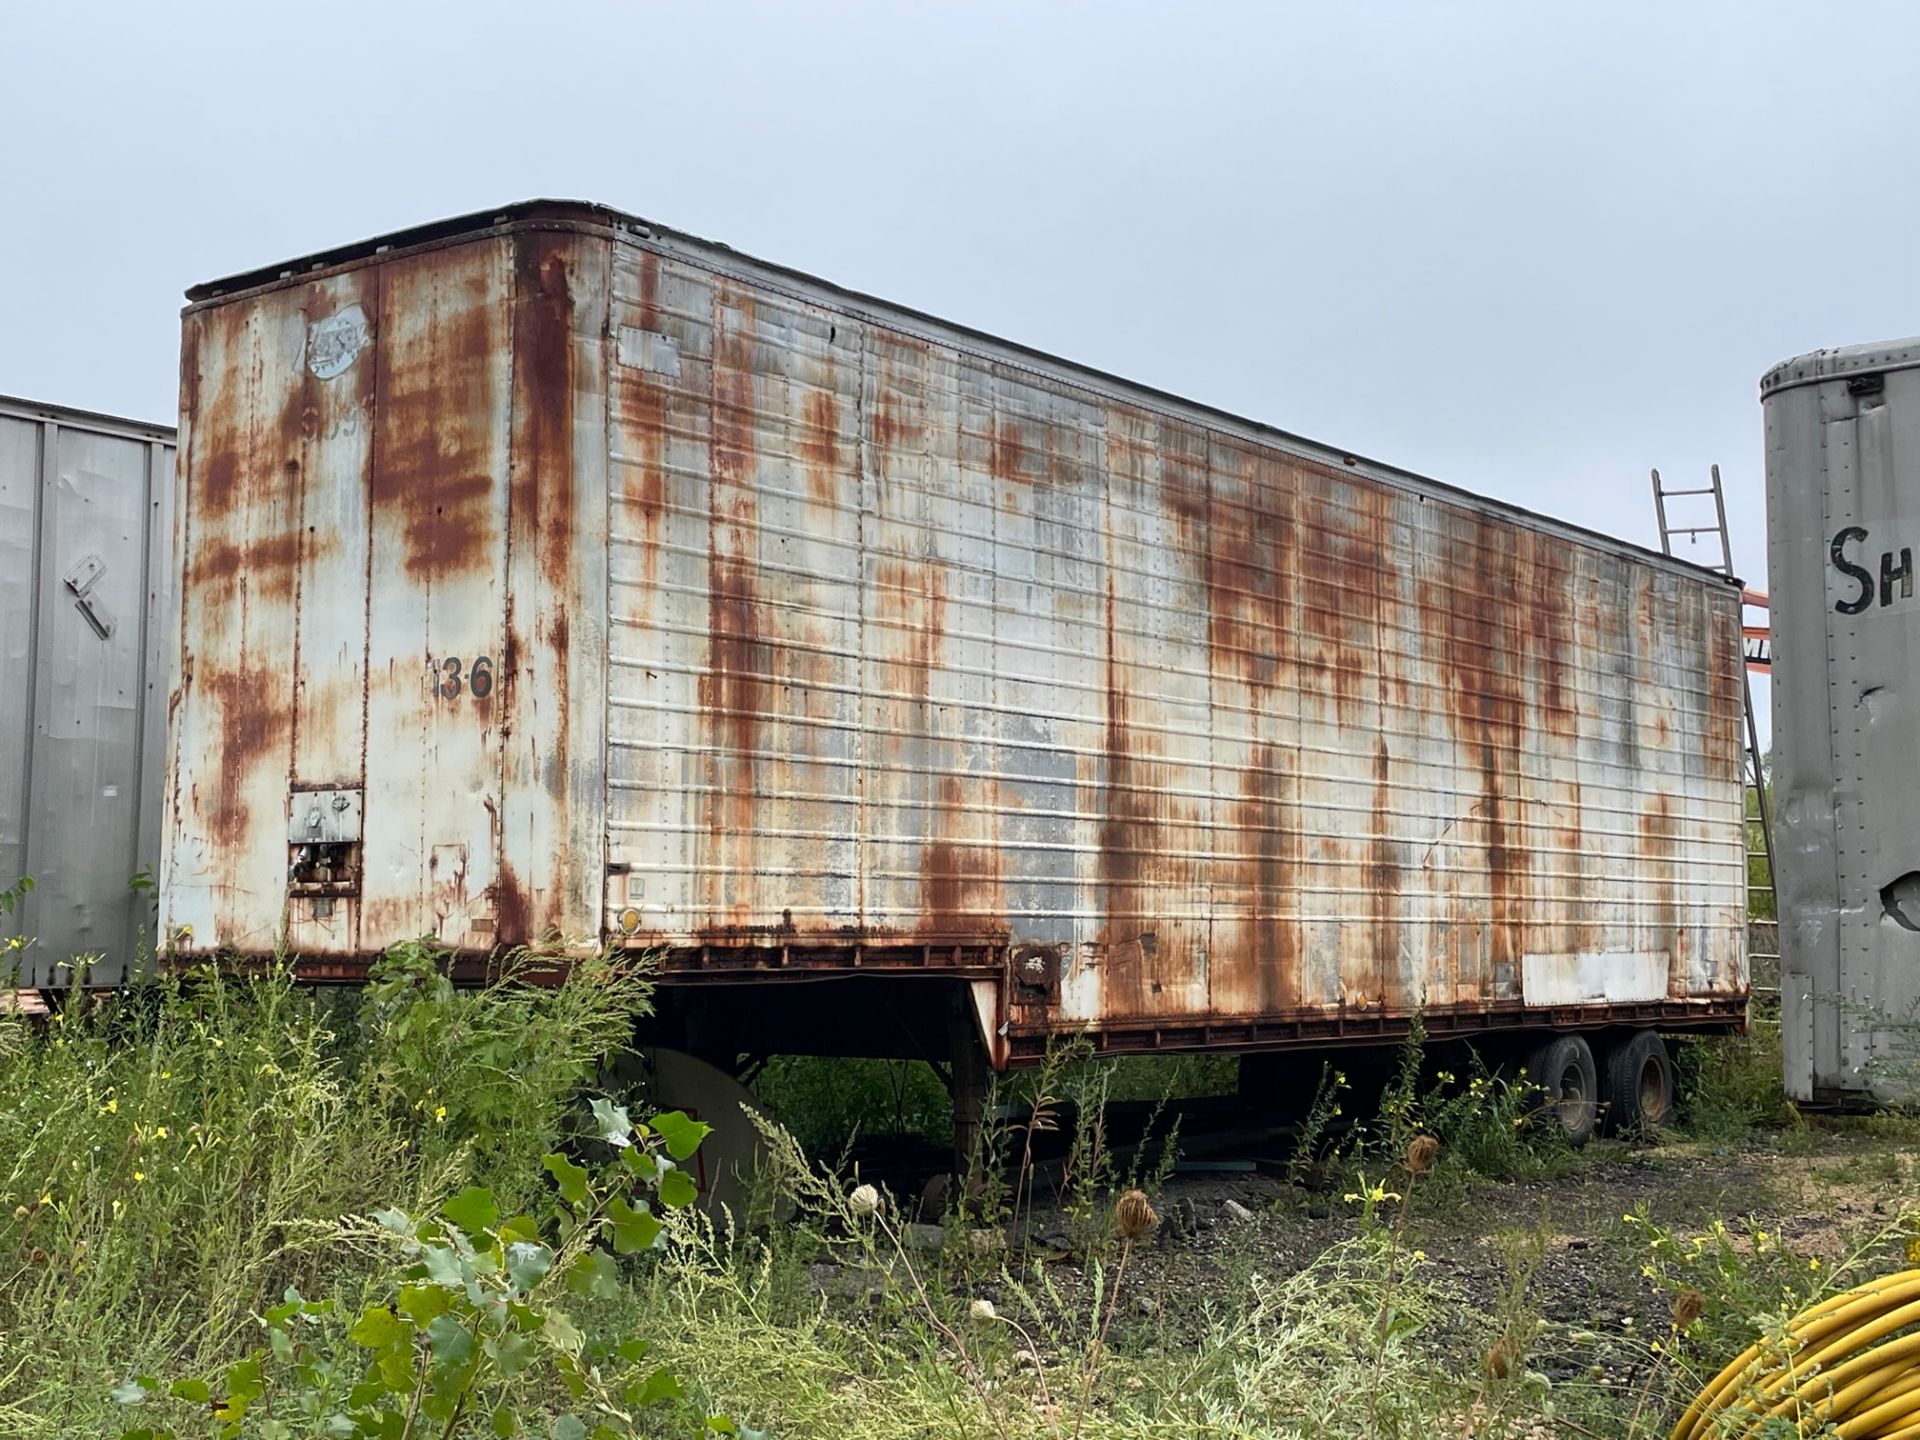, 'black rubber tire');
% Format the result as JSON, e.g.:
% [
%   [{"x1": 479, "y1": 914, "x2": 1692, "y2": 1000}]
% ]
[
  {"x1": 1523, "y1": 1034, "x2": 1599, "y2": 1147},
  {"x1": 1600, "y1": 1029, "x2": 1674, "y2": 1135}
]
